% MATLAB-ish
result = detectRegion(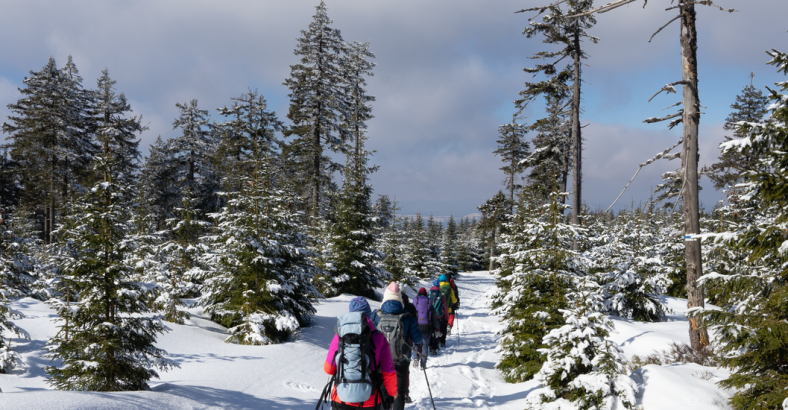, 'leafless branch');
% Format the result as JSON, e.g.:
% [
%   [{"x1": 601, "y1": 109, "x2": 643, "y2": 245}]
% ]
[
  {"x1": 663, "y1": 152, "x2": 681, "y2": 160},
  {"x1": 668, "y1": 117, "x2": 683, "y2": 130},
  {"x1": 662, "y1": 101, "x2": 682, "y2": 110},
  {"x1": 644, "y1": 111, "x2": 682, "y2": 124},
  {"x1": 566, "y1": 0, "x2": 646, "y2": 18},
  {"x1": 665, "y1": 1, "x2": 737, "y2": 13},
  {"x1": 605, "y1": 138, "x2": 683, "y2": 213},
  {"x1": 648, "y1": 81, "x2": 687, "y2": 102},
  {"x1": 649, "y1": 14, "x2": 681, "y2": 43}
]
